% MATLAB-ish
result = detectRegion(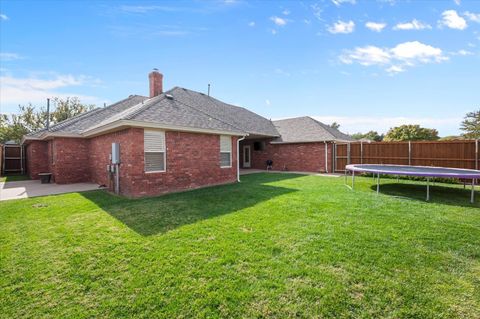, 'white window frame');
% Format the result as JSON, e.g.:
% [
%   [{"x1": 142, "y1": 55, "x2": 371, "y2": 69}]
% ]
[
  {"x1": 220, "y1": 135, "x2": 232, "y2": 168},
  {"x1": 144, "y1": 129, "x2": 166, "y2": 173}
]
